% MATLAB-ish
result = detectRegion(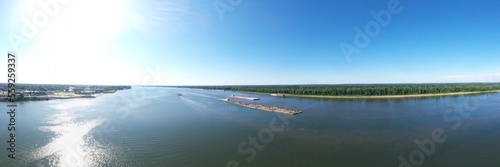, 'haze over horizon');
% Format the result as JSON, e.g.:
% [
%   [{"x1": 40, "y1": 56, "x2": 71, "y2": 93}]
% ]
[{"x1": 1, "y1": 0, "x2": 499, "y2": 86}]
